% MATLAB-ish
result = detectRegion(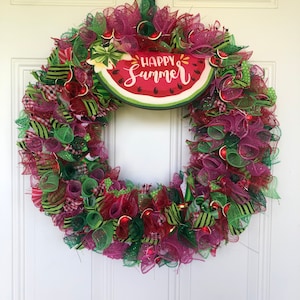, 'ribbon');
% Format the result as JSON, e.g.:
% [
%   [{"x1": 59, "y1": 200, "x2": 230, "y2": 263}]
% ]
[
  {"x1": 207, "y1": 111, "x2": 249, "y2": 138},
  {"x1": 196, "y1": 156, "x2": 227, "y2": 186},
  {"x1": 103, "y1": 240, "x2": 129, "y2": 259},
  {"x1": 39, "y1": 84, "x2": 60, "y2": 101},
  {"x1": 196, "y1": 138, "x2": 223, "y2": 153},
  {"x1": 86, "y1": 211, "x2": 103, "y2": 229},
  {"x1": 25, "y1": 136, "x2": 43, "y2": 152},
  {"x1": 92, "y1": 221, "x2": 114, "y2": 251},
  {"x1": 224, "y1": 133, "x2": 240, "y2": 148},
  {"x1": 64, "y1": 234, "x2": 83, "y2": 249},
  {"x1": 129, "y1": 217, "x2": 144, "y2": 241},
  {"x1": 262, "y1": 176, "x2": 280, "y2": 199},
  {"x1": 185, "y1": 200, "x2": 199, "y2": 222},
  {"x1": 81, "y1": 177, "x2": 98, "y2": 197},
  {"x1": 136, "y1": 20, "x2": 156, "y2": 37},
  {"x1": 177, "y1": 225, "x2": 197, "y2": 249},
  {"x1": 64, "y1": 196, "x2": 83, "y2": 213},
  {"x1": 66, "y1": 180, "x2": 82, "y2": 199},
  {"x1": 188, "y1": 21, "x2": 227, "y2": 57},
  {"x1": 193, "y1": 212, "x2": 215, "y2": 228},
  {"x1": 226, "y1": 201, "x2": 254, "y2": 232},
  {"x1": 29, "y1": 120, "x2": 49, "y2": 139},
  {"x1": 159, "y1": 234, "x2": 194, "y2": 265},
  {"x1": 57, "y1": 151, "x2": 76, "y2": 162},
  {"x1": 140, "y1": 0, "x2": 156, "y2": 21},
  {"x1": 45, "y1": 64, "x2": 70, "y2": 81},
  {"x1": 116, "y1": 216, "x2": 131, "y2": 240},
  {"x1": 44, "y1": 137, "x2": 63, "y2": 152},
  {"x1": 90, "y1": 168, "x2": 105, "y2": 182},
  {"x1": 69, "y1": 214, "x2": 87, "y2": 232},
  {"x1": 222, "y1": 177, "x2": 250, "y2": 205},
  {"x1": 207, "y1": 125, "x2": 225, "y2": 140},
  {"x1": 42, "y1": 193, "x2": 65, "y2": 215},
  {"x1": 142, "y1": 209, "x2": 172, "y2": 240},
  {"x1": 48, "y1": 181, "x2": 66, "y2": 206},
  {"x1": 234, "y1": 60, "x2": 251, "y2": 88},
  {"x1": 86, "y1": 12, "x2": 106, "y2": 36},
  {"x1": 71, "y1": 136, "x2": 88, "y2": 152},
  {"x1": 152, "y1": 186, "x2": 171, "y2": 211},
  {"x1": 89, "y1": 43, "x2": 125, "y2": 68},
  {"x1": 210, "y1": 192, "x2": 227, "y2": 206},
  {"x1": 39, "y1": 171, "x2": 59, "y2": 193},
  {"x1": 123, "y1": 242, "x2": 141, "y2": 267},
  {"x1": 15, "y1": 110, "x2": 30, "y2": 138},
  {"x1": 88, "y1": 140, "x2": 108, "y2": 159},
  {"x1": 73, "y1": 37, "x2": 88, "y2": 65},
  {"x1": 54, "y1": 125, "x2": 74, "y2": 144},
  {"x1": 153, "y1": 6, "x2": 178, "y2": 34},
  {"x1": 58, "y1": 47, "x2": 72, "y2": 64},
  {"x1": 31, "y1": 187, "x2": 43, "y2": 210},
  {"x1": 165, "y1": 202, "x2": 181, "y2": 225},
  {"x1": 249, "y1": 190, "x2": 266, "y2": 210},
  {"x1": 84, "y1": 196, "x2": 102, "y2": 211},
  {"x1": 226, "y1": 148, "x2": 249, "y2": 168},
  {"x1": 193, "y1": 198, "x2": 218, "y2": 228},
  {"x1": 139, "y1": 244, "x2": 158, "y2": 274}
]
